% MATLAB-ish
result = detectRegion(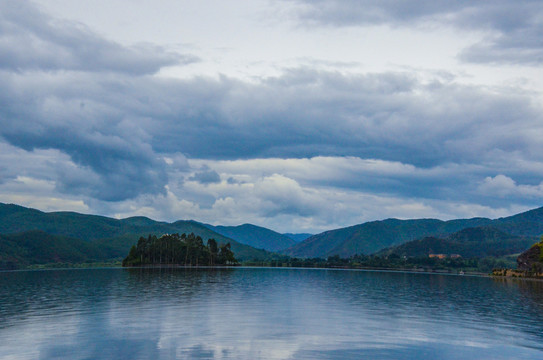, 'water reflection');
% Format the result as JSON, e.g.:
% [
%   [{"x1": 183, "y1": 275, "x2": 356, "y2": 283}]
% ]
[{"x1": 1, "y1": 268, "x2": 542, "y2": 359}]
